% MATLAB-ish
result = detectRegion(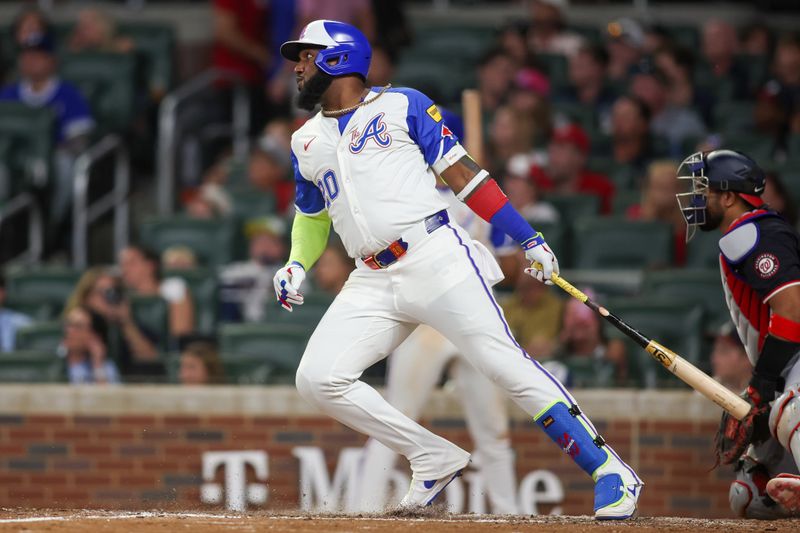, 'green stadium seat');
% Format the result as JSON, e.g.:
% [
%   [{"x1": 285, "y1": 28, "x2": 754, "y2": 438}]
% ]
[
  {"x1": 403, "y1": 34, "x2": 489, "y2": 67},
  {"x1": 641, "y1": 269, "x2": 727, "y2": 330},
  {"x1": 552, "y1": 102, "x2": 597, "y2": 135},
  {"x1": 664, "y1": 24, "x2": 699, "y2": 50},
  {"x1": 536, "y1": 53, "x2": 569, "y2": 90},
  {"x1": 393, "y1": 61, "x2": 472, "y2": 105},
  {"x1": 59, "y1": 52, "x2": 138, "y2": 133},
  {"x1": 4, "y1": 267, "x2": 82, "y2": 320},
  {"x1": 736, "y1": 54, "x2": 769, "y2": 94},
  {"x1": 684, "y1": 230, "x2": 722, "y2": 269},
  {"x1": 228, "y1": 186, "x2": 278, "y2": 221},
  {"x1": 562, "y1": 356, "x2": 616, "y2": 388},
  {"x1": 723, "y1": 132, "x2": 774, "y2": 162},
  {"x1": 118, "y1": 23, "x2": 175, "y2": 98},
  {"x1": 544, "y1": 193, "x2": 601, "y2": 222},
  {"x1": 713, "y1": 101, "x2": 755, "y2": 134},
  {"x1": 788, "y1": 136, "x2": 800, "y2": 159},
  {"x1": 130, "y1": 295, "x2": 169, "y2": 352},
  {"x1": 164, "y1": 353, "x2": 276, "y2": 385},
  {"x1": 139, "y1": 215, "x2": 237, "y2": 269},
  {"x1": 219, "y1": 323, "x2": 311, "y2": 383},
  {"x1": 571, "y1": 25, "x2": 602, "y2": 45},
  {"x1": 571, "y1": 217, "x2": 673, "y2": 270},
  {"x1": 0, "y1": 102, "x2": 55, "y2": 197},
  {"x1": 604, "y1": 299, "x2": 704, "y2": 388},
  {"x1": 530, "y1": 220, "x2": 568, "y2": 266},
  {"x1": 612, "y1": 189, "x2": 640, "y2": 215},
  {"x1": 263, "y1": 291, "x2": 334, "y2": 328},
  {"x1": 15, "y1": 321, "x2": 63, "y2": 353},
  {"x1": 0, "y1": 350, "x2": 64, "y2": 383},
  {"x1": 163, "y1": 268, "x2": 218, "y2": 335}
]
